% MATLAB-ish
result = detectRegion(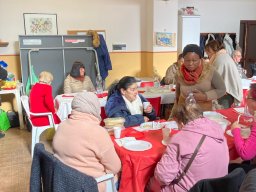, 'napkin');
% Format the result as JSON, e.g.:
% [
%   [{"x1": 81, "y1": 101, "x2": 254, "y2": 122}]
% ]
[{"x1": 115, "y1": 137, "x2": 136, "y2": 147}]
